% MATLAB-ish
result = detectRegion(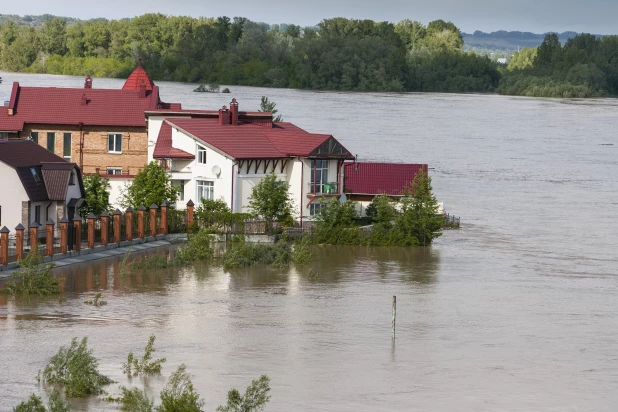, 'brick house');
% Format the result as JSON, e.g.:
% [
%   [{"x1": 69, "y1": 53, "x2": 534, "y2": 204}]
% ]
[
  {"x1": 0, "y1": 140, "x2": 85, "y2": 231},
  {"x1": 0, "y1": 61, "x2": 181, "y2": 186}
]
